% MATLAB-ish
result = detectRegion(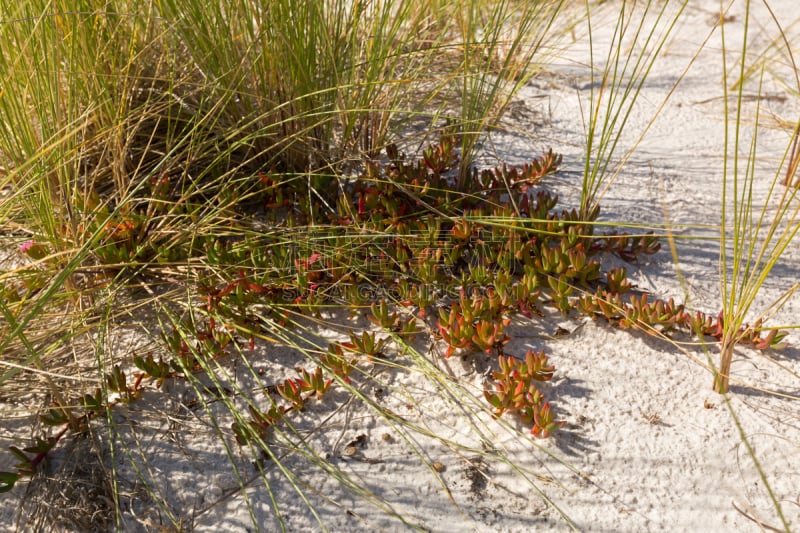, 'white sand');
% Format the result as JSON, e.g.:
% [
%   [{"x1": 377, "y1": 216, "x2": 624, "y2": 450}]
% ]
[{"x1": 2, "y1": 1, "x2": 799, "y2": 531}]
